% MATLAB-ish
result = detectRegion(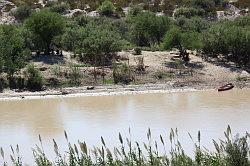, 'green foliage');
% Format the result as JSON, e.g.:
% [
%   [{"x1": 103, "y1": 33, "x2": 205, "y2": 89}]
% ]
[
  {"x1": 74, "y1": 14, "x2": 94, "y2": 27},
  {"x1": 161, "y1": 27, "x2": 202, "y2": 62},
  {"x1": 0, "y1": 25, "x2": 30, "y2": 77},
  {"x1": 162, "y1": 27, "x2": 203, "y2": 52},
  {"x1": 187, "y1": 0, "x2": 228, "y2": 17},
  {"x1": 25, "y1": 10, "x2": 65, "y2": 54},
  {"x1": 98, "y1": 0, "x2": 116, "y2": 17},
  {"x1": 191, "y1": 0, "x2": 216, "y2": 9},
  {"x1": 75, "y1": 23, "x2": 123, "y2": 66},
  {"x1": 174, "y1": 7, "x2": 205, "y2": 18},
  {"x1": 12, "y1": 4, "x2": 32, "y2": 21},
  {"x1": 190, "y1": 0, "x2": 228, "y2": 11},
  {"x1": 129, "y1": 11, "x2": 171, "y2": 46},
  {"x1": 202, "y1": 16, "x2": 250, "y2": 66},
  {"x1": 176, "y1": 16, "x2": 209, "y2": 33},
  {"x1": 47, "y1": 2, "x2": 70, "y2": 14},
  {"x1": 113, "y1": 63, "x2": 133, "y2": 84},
  {"x1": 202, "y1": 24, "x2": 227, "y2": 56},
  {"x1": 61, "y1": 26, "x2": 83, "y2": 52},
  {"x1": 154, "y1": 70, "x2": 174, "y2": 79},
  {"x1": 127, "y1": 5, "x2": 143, "y2": 17},
  {"x1": 67, "y1": 65, "x2": 82, "y2": 86},
  {"x1": 26, "y1": 64, "x2": 44, "y2": 91}
]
